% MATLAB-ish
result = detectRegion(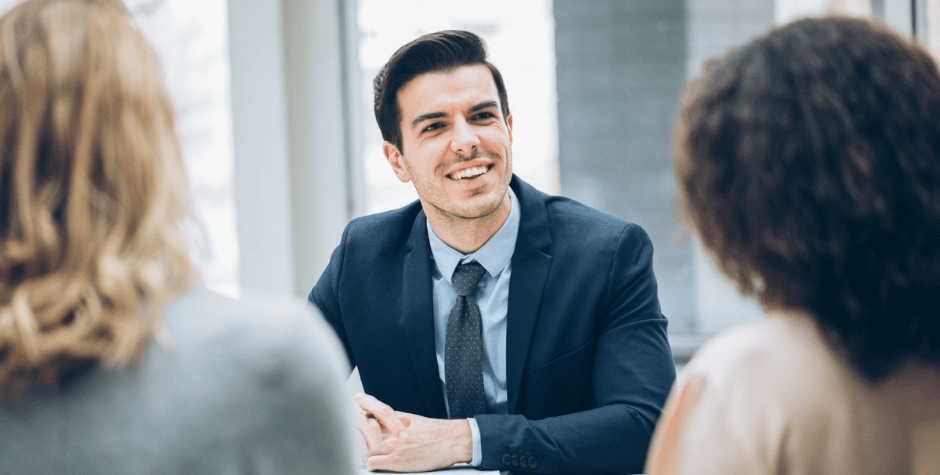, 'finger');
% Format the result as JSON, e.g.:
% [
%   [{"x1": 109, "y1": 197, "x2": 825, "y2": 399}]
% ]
[
  {"x1": 352, "y1": 400, "x2": 386, "y2": 455},
  {"x1": 361, "y1": 417, "x2": 388, "y2": 455},
  {"x1": 352, "y1": 394, "x2": 383, "y2": 433},
  {"x1": 364, "y1": 453, "x2": 401, "y2": 472},
  {"x1": 351, "y1": 392, "x2": 370, "y2": 410},
  {"x1": 352, "y1": 413, "x2": 369, "y2": 456},
  {"x1": 353, "y1": 392, "x2": 393, "y2": 416},
  {"x1": 351, "y1": 397, "x2": 370, "y2": 431},
  {"x1": 353, "y1": 409, "x2": 367, "y2": 430},
  {"x1": 354, "y1": 393, "x2": 409, "y2": 438},
  {"x1": 355, "y1": 433, "x2": 369, "y2": 462},
  {"x1": 394, "y1": 411, "x2": 413, "y2": 429}
]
